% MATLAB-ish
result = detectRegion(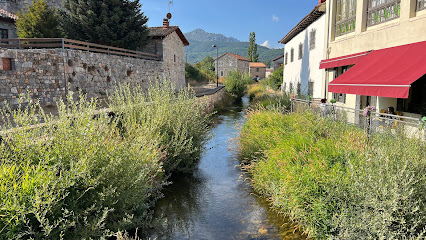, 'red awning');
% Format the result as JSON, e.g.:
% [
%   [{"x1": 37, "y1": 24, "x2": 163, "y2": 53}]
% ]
[
  {"x1": 328, "y1": 41, "x2": 426, "y2": 99},
  {"x1": 319, "y1": 51, "x2": 370, "y2": 69}
]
